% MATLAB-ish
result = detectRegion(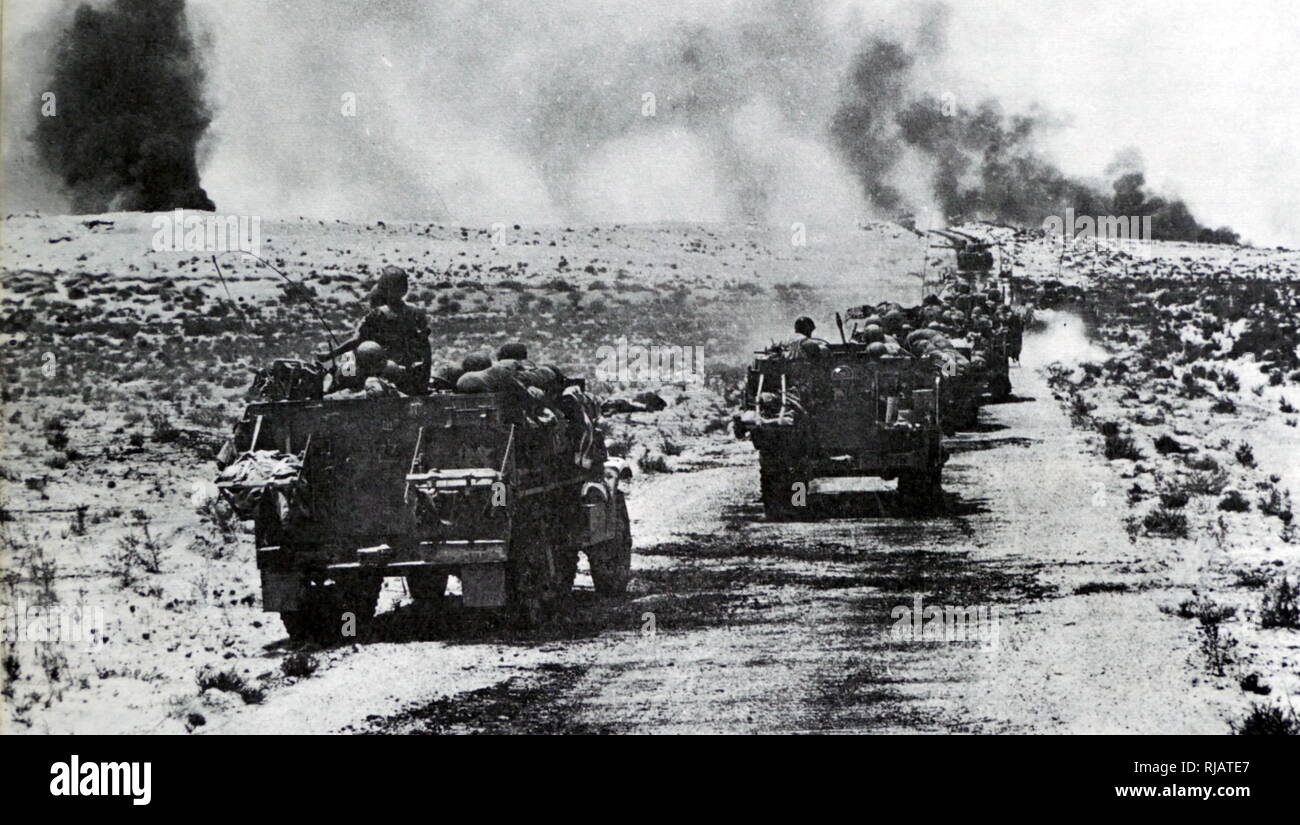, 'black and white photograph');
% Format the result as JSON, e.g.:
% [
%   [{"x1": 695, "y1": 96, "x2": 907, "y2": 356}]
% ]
[{"x1": 1, "y1": 0, "x2": 1297, "y2": 755}]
